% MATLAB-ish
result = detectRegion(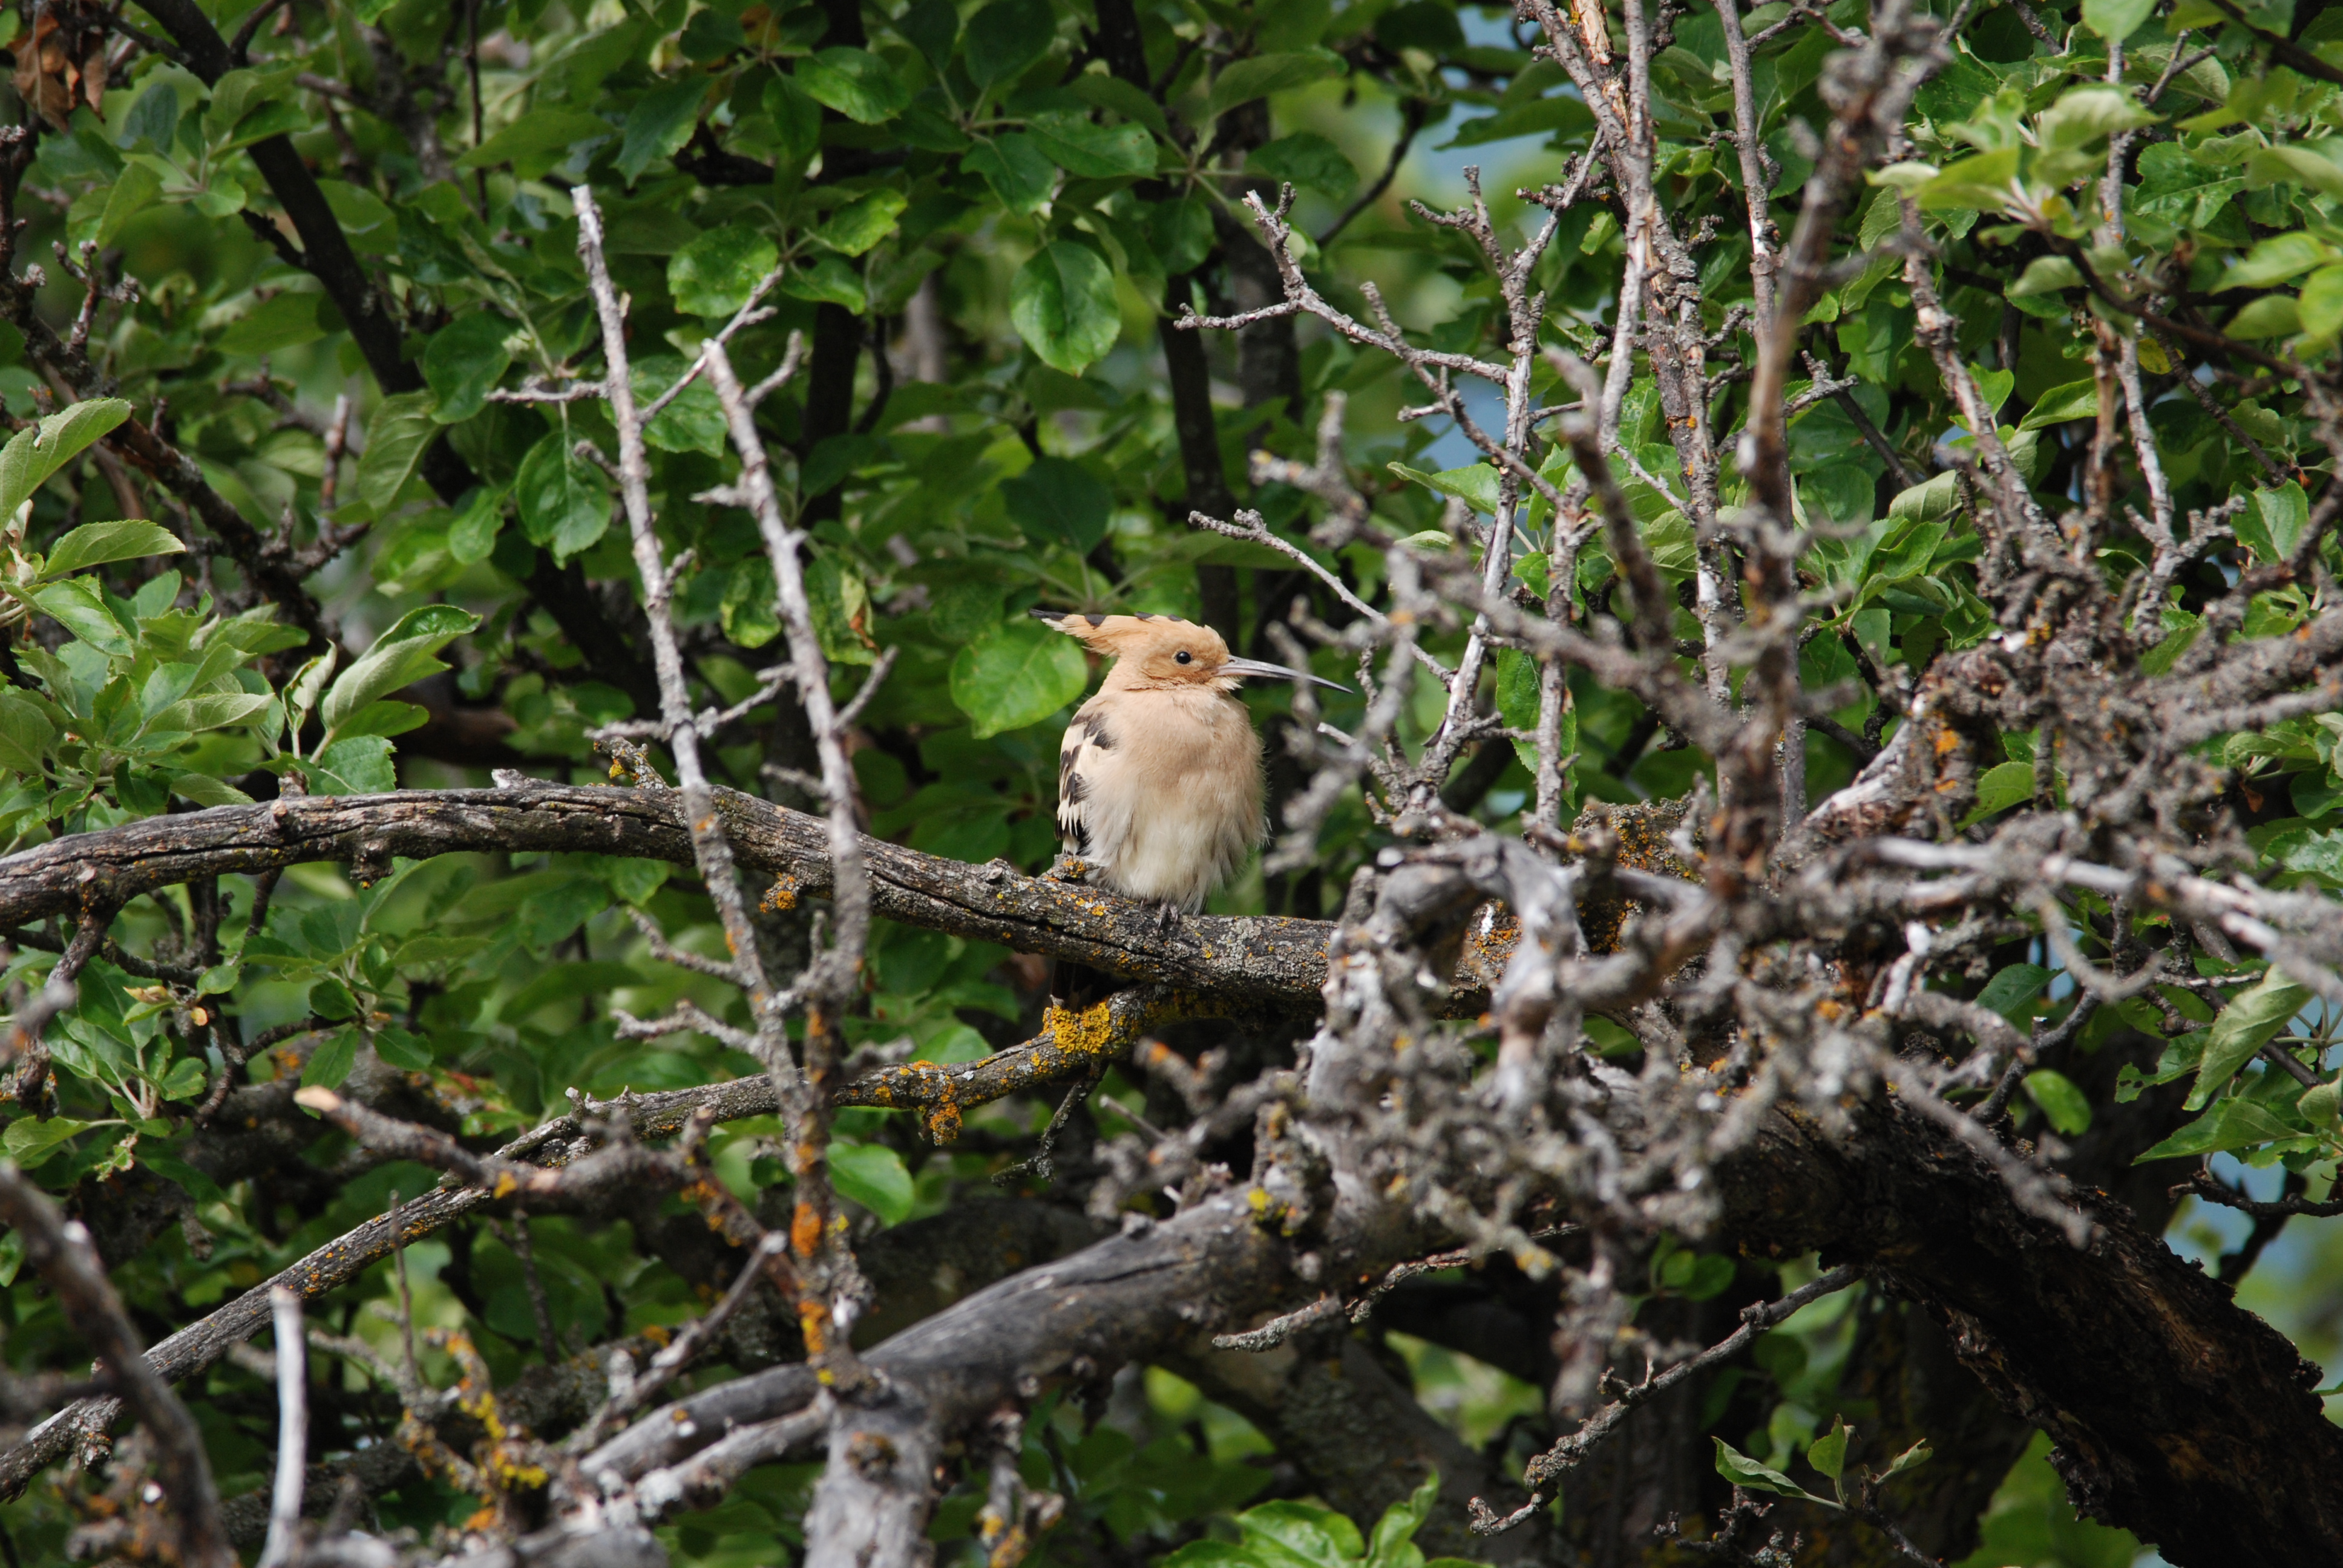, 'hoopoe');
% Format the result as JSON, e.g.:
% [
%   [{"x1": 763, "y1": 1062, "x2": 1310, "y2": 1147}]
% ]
[{"x1": 1031, "y1": 610, "x2": 1345, "y2": 924}]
